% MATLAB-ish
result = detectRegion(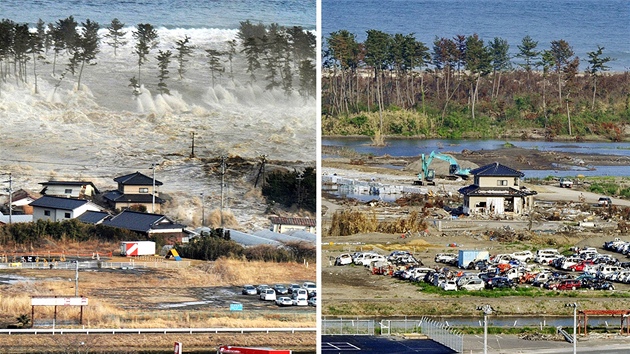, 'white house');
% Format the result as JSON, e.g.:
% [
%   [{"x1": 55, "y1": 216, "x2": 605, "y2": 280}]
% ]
[
  {"x1": 268, "y1": 216, "x2": 316, "y2": 234},
  {"x1": 30, "y1": 196, "x2": 102, "y2": 222}
]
